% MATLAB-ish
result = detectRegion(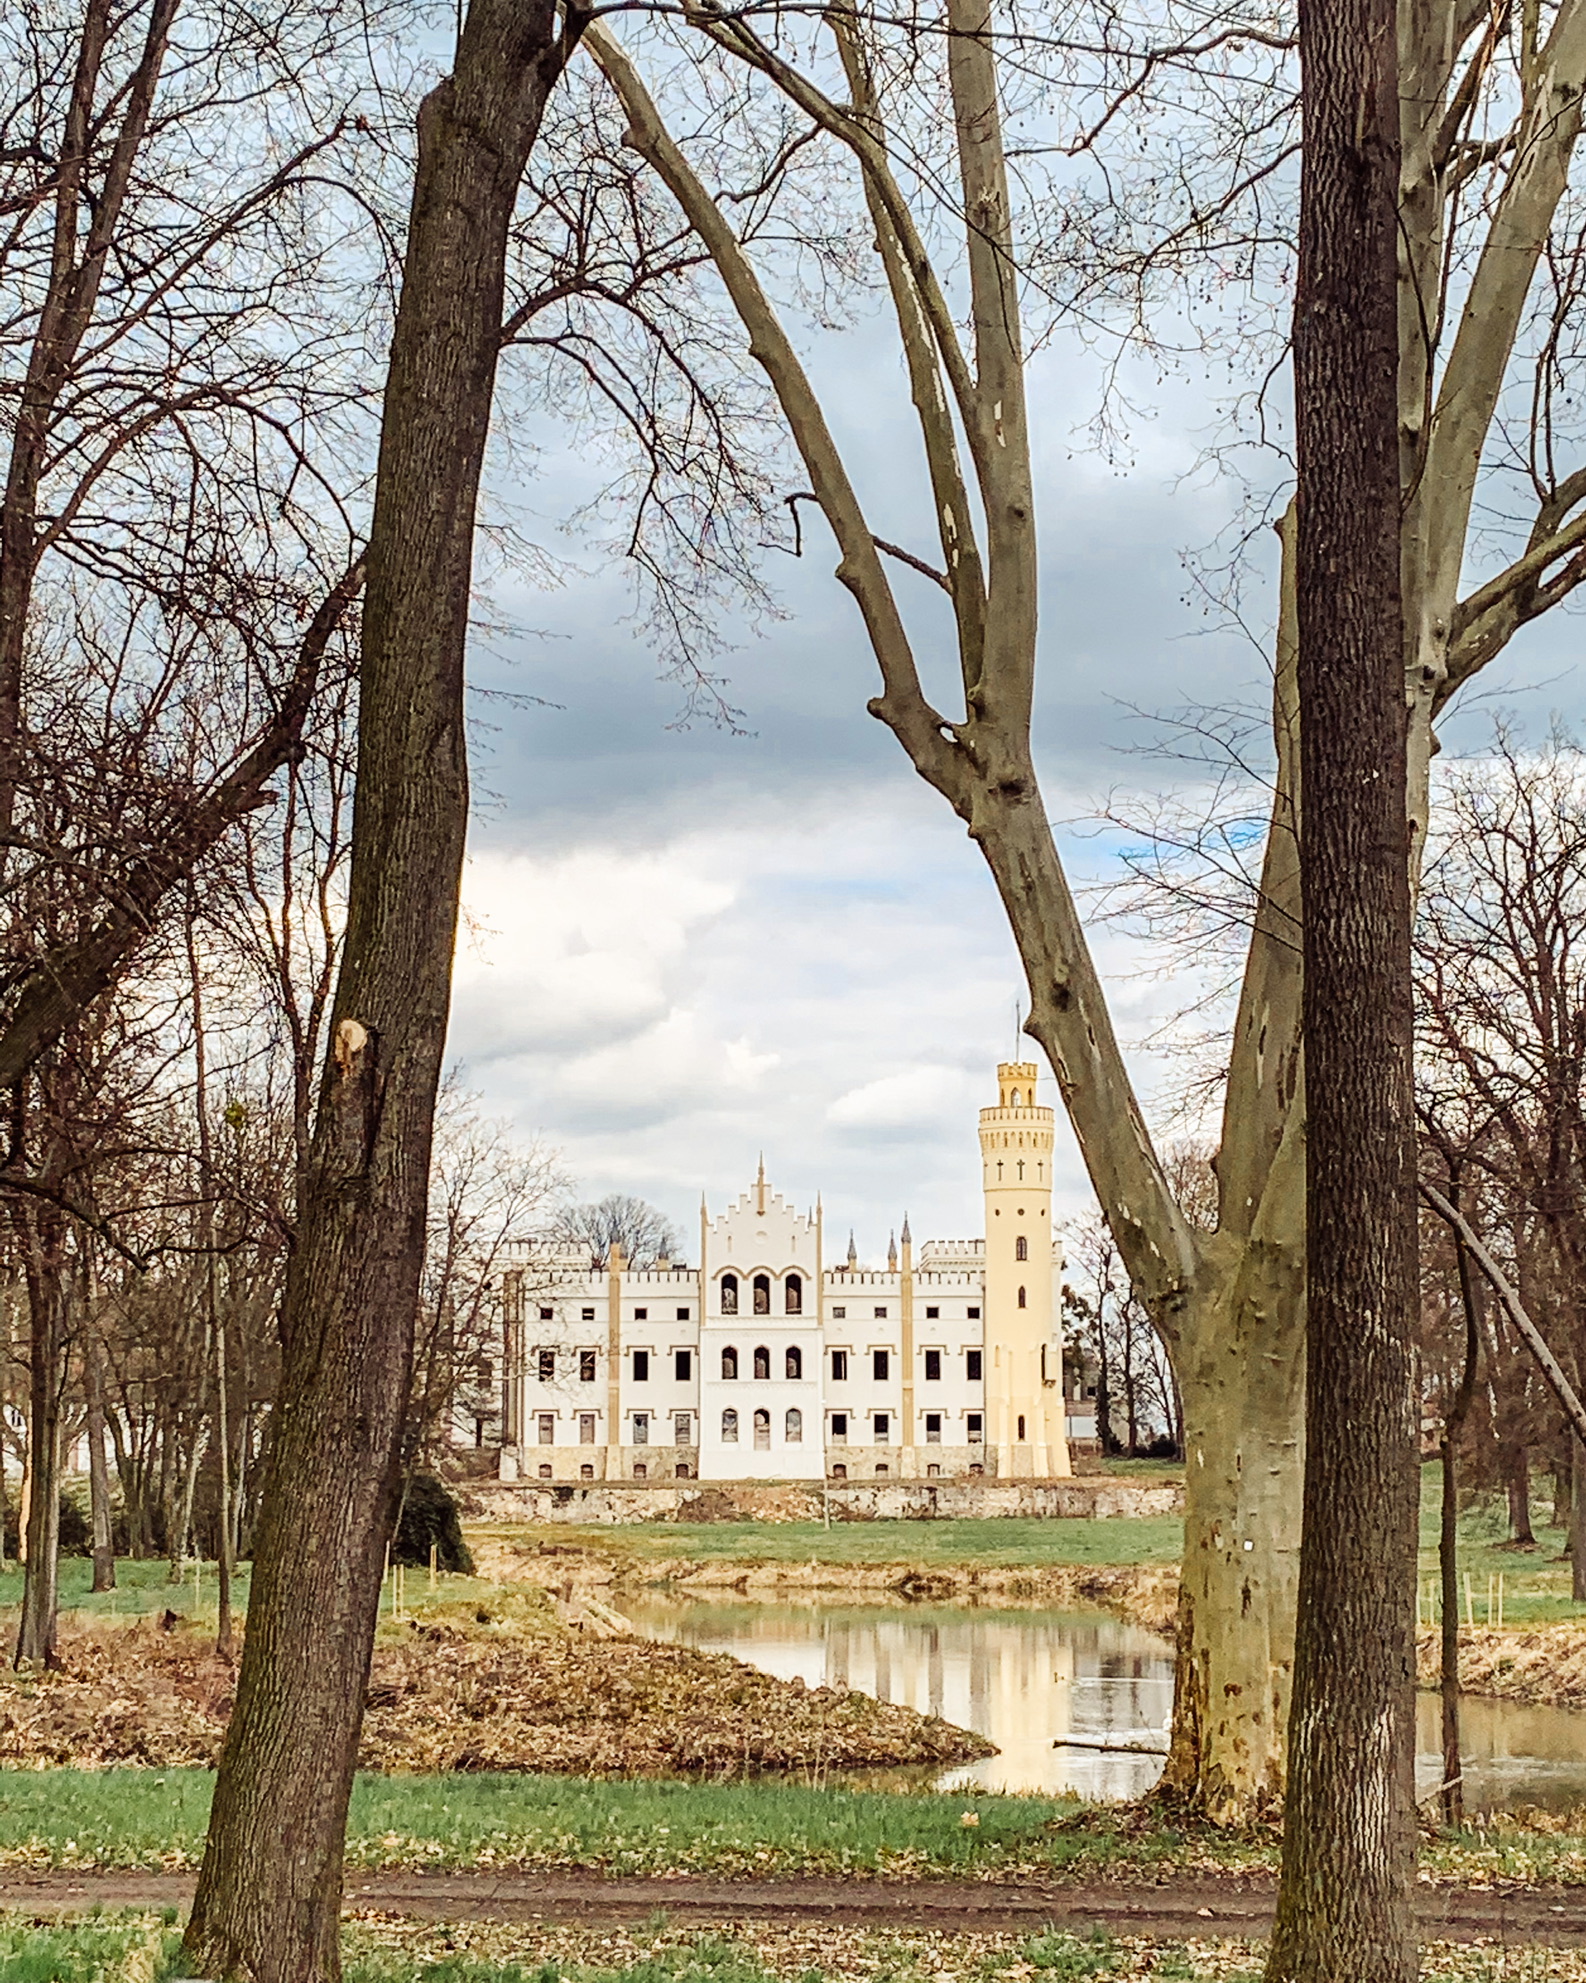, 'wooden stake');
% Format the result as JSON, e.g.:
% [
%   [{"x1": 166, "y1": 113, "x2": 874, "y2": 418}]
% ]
[{"x1": 1463, "y1": 1570, "x2": 1475, "y2": 1627}]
